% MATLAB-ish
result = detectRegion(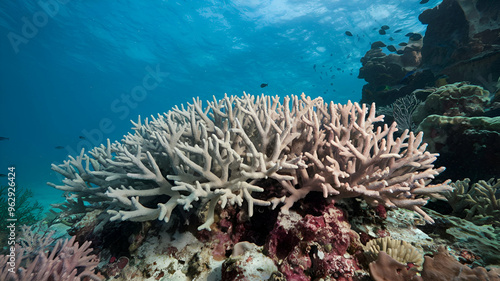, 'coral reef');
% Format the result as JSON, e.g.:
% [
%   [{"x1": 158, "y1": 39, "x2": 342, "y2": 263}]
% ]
[
  {"x1": 420, "y1": 246, "x2": 500, "y2": 281},
  {"x1": 417, "y1": 114, "x2": 500, "y2": 179},
  {"x1": 377, "y1": 92, "x2": 420, "y2": 133},
  {"x1": 444, "y1": 178, "x2": 500, "y2": 226},
  {"x1": 17, "y1": 223, "x2": 56, "y2": 261},
  {"x1": 358, "y1": 38, "x2": 430, "y2": 106},
  {"x1": 364, "y1": 236, "x2": 424, "y2": 269},
  {"x1": 95, "y1": 221, "x2": 224, "y2": 280},
  {"x1": 369, "y1": 246, "x2": 500, "y2": 281},
  {"x1": 359, "y1": 0, "x2": 500, "y2": 112},
  {"x1": 358, "y1": 42, "x2": 421, "y2": 88},
  {"x1": 420, "y1": 208, "x2": 500, "y2": 266},
  {"x1": 419, "y1": 0, "x2": 500, "y2": 89},
  {"x1": 369, "y1": 251, "x2": 421, "y2": 281},
  {"x1": 444, "y1": 178, "x2": 475, "y2": 215},
  {"x1": 410, "y1": 82, "x2": 500, "y2": 180},
  {"x1": 412, "y1": 82, "x2": 492, "y2": 124},
  {"x1": 0, "y1": 230, "x2": 101, "y2": 281},
  {"x1": 221, "y1": 242, "x2": 277, "y2": 281},
  {"x1": 264, "y1": 203, "x2": 359, "y2": 280},
  {"x1": 49, "y1": 93, "x2": 451, "y2": 231}
]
